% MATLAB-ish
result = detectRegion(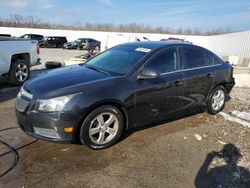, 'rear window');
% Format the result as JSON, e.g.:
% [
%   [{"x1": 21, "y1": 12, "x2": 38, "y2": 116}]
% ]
[{"x1": 183, "y1": 47, "x2": 205, "y2": 69}]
